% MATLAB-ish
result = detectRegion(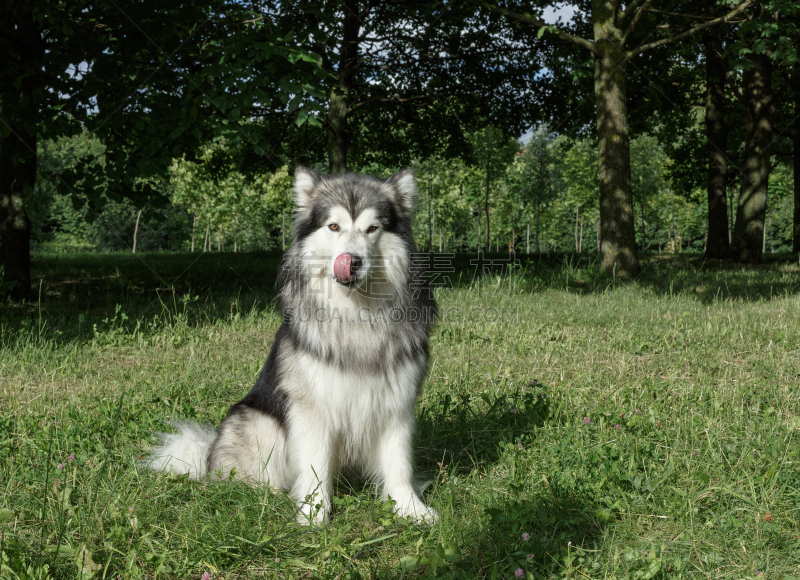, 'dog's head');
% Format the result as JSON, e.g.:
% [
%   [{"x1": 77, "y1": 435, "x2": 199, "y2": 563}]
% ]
[{"x1": 290, "y1": 167, "x2": 418, "y2": 296}]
